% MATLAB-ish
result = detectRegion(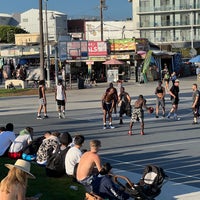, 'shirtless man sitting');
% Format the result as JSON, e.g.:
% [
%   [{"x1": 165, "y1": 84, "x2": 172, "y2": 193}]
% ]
[
  {"x1": 76, "y1": 140, "x2": 102, "y2": 192},
  {"x1": 77, "y1": 140, "x2": 129, "y2": 199}
]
